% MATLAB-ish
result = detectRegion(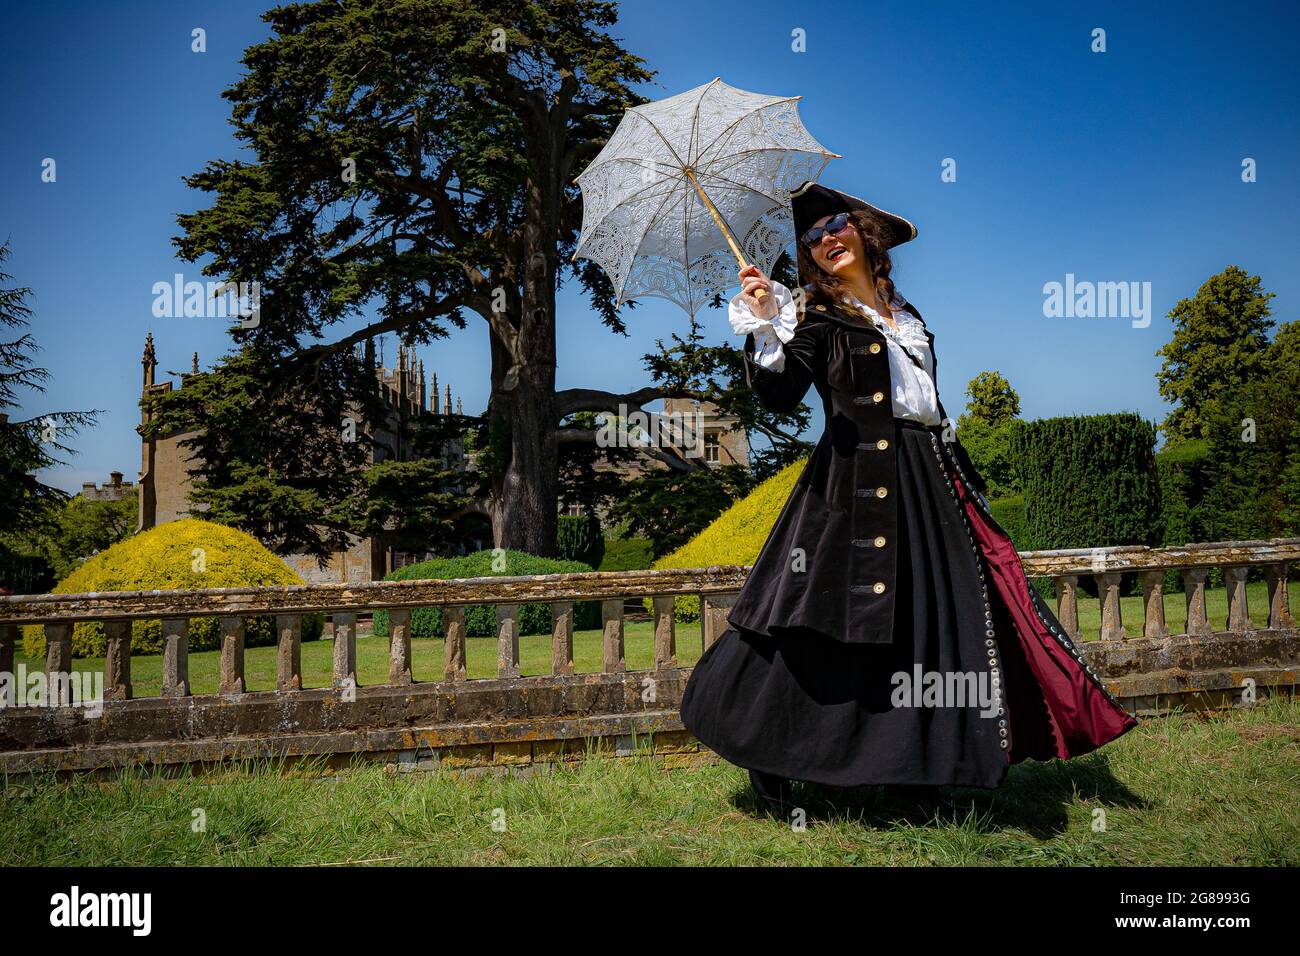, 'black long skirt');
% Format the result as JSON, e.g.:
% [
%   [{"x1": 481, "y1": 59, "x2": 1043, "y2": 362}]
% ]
[{"x1": 680, "y1": 418, "x2": 1010, "y2": 789}]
